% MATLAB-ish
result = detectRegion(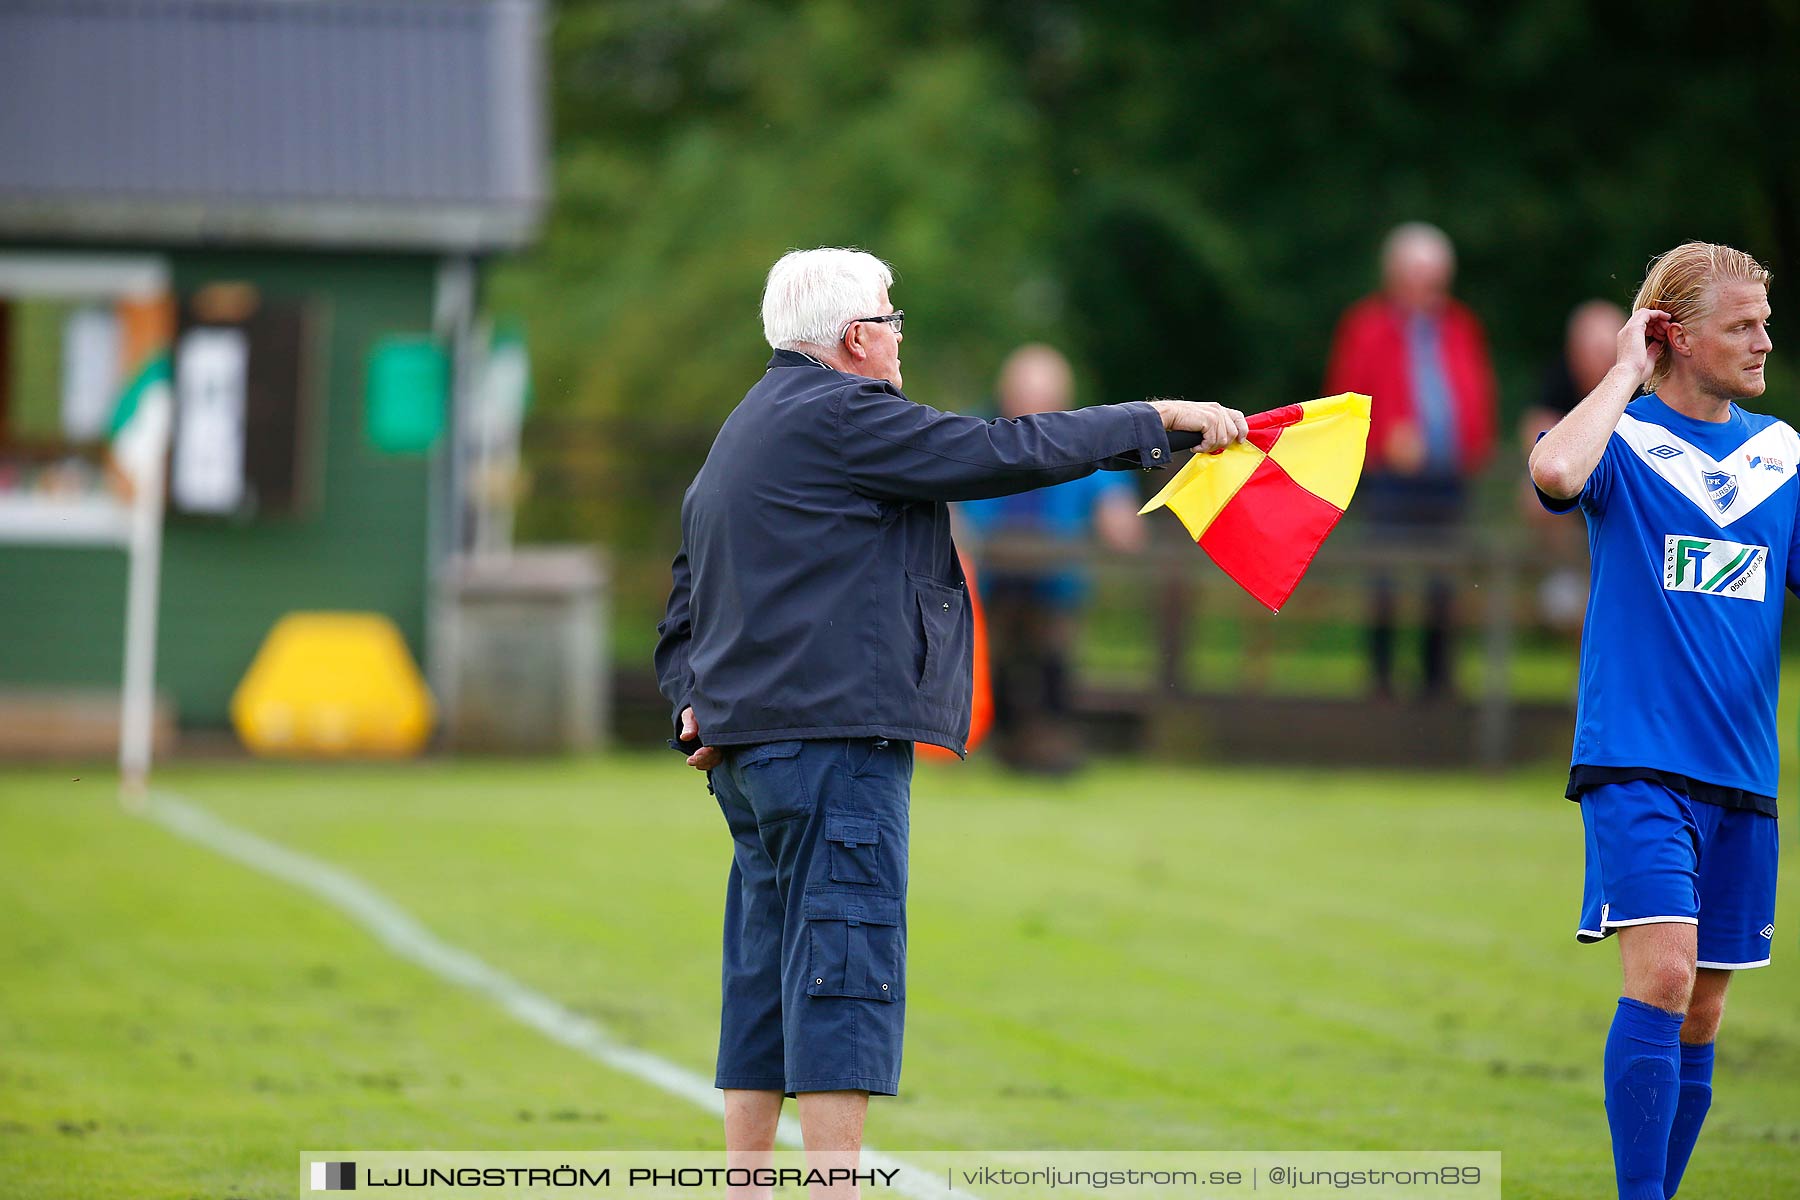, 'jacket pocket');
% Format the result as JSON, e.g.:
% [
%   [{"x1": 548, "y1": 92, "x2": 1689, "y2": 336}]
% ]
[
  {"x1": 803, "y1": 890, "x2": 903, "y2": 1001},
  {"x1": 824, "y1": 812, "x2": 881, "y2": 886},
  {"x1": 909, "y1": 576, "x2": 962, "y2": 694}
]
